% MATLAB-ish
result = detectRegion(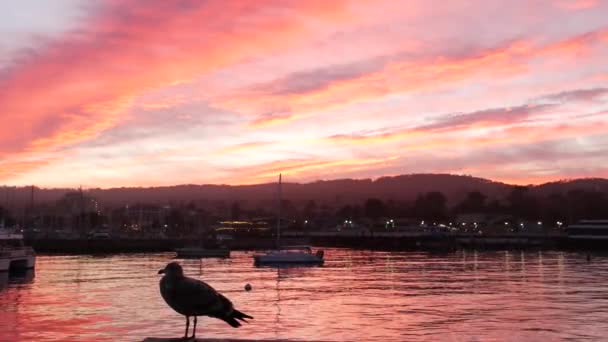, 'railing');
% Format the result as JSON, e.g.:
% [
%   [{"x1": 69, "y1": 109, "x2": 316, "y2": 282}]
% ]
[{"x1": 0, "y1": 246, "x2": 35, "y2": 257}]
